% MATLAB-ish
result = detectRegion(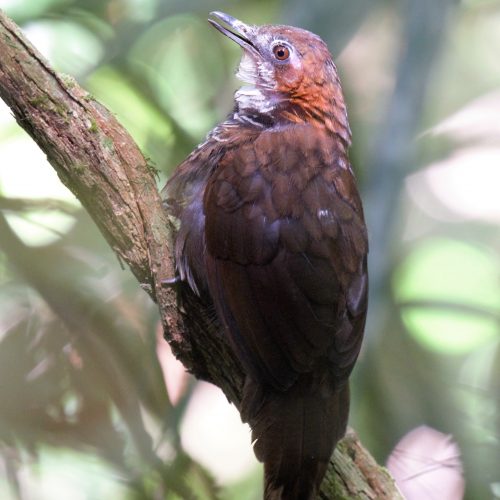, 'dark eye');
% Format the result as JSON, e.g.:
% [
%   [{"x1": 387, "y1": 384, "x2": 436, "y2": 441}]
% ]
[{"x1": 272, "y1": 44, "x2": 290, "y2": 61}]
